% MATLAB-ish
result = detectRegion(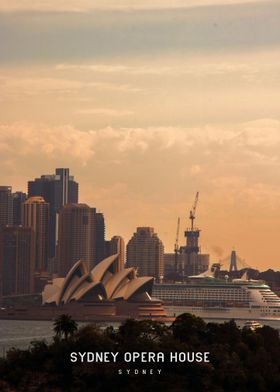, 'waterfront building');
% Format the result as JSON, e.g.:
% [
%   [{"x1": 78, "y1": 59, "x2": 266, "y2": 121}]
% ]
[
  {"x1": 28, "y1": 168, "x2": 78, "y2": 259},
  {"x1": 0, "y1": 226, "x2": 35, "y2": 296},
  {"x1": 43, "y1": 254, "x2": 154, "y2": 305},
  {"x1": 40, "y1": 253, "x2": 166, "y2": 320},
  {"x1": 22, "y1": 196, "x2": 49, "y2": 272},
  {"x1": 126, "y1": 227, "x2": 164, "y2": 282},
  {"x1": 57, "y1": 203, "x2": 105, "y2": 276},
  {"x1": 0, "y1": 186, "x2": 13, "y2": 228}
]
